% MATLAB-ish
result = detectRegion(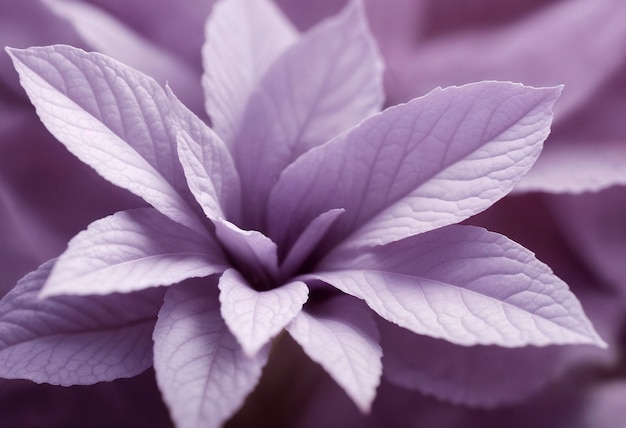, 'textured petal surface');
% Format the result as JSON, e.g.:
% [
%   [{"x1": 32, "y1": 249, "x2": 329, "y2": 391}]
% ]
[
  {"x1": 42, "y1": 0, "x2": 203, "y2": 111},
  {"x1": 268, "y1": 82, "x2": 560, "y2": 250},
  {"x1": 313, "y1": 225, "x2": 604, "y2": 347},
  {"x1": 6, "y1": 45, "x2": 204, "y2": 232},
  {"x1": 203, "y1": 0, "x2": 298, "y2": 144},
  {"x1": 286, "y1": 293, "x2": 382, "y2": 412},
  {"x1": 169, "y1": 89, "x2": 241, "y2": 221},
  {"x1": 153, "y1": 279, "x2": 270, "y2": 428},
  {"x1": 219, "y1": 269, "x2": 308, "y2": 356},
  {"x1": 43, "y1": 208, "x2": 227, "y2": 297},
  {"x1": 0, "y1": 260, "x2": 162, "y2": 385},
  {"x1": 234, "y1": 0, "x2": 383, "y2": 226}
]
